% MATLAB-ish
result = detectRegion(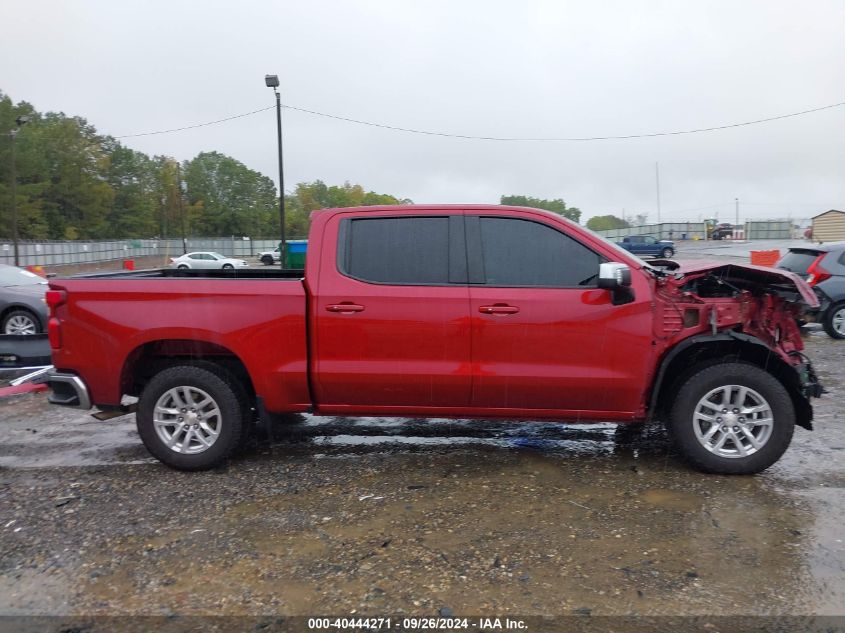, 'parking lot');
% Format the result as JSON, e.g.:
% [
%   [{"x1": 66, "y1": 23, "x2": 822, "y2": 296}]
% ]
[{"x1": 0, "y1": 246, "x2": 842, "y2": 625}]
